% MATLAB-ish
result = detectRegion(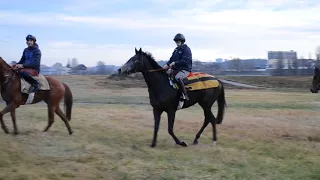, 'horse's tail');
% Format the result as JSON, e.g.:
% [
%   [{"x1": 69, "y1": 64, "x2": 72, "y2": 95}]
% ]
[
  {"x1": 63, "y1": 83, "x2": 73, "y2": 121},
  {"x1": 216, "y1": 80, "x2": 227, "y2": 124}
]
